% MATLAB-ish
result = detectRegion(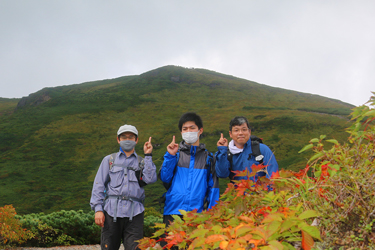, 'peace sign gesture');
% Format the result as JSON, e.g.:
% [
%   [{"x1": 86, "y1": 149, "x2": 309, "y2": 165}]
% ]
[
  {"x1": 144, "y1": 137, "x2": 153, "y2": 154},
  {"x1": 217, "y1": 133, "x2": 228, "y2": 147},
  {"x1": 167, "y1": 135, "x2": 179, "y2": 156}
]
